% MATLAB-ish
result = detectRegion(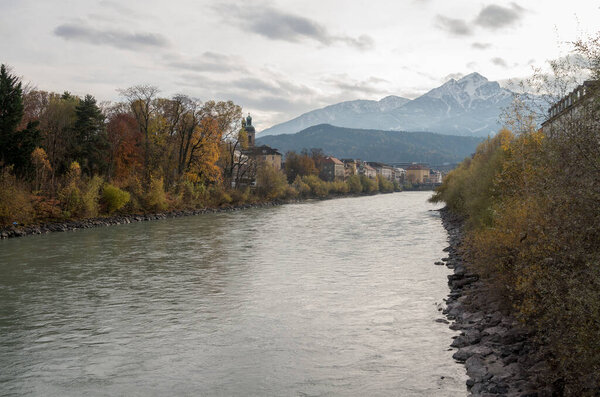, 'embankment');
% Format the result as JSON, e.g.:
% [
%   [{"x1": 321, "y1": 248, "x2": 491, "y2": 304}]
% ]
[
  {"x1": 0, "y1": 201, "x2": 288, "y2": 240},
  {"x1": 439, "y1": 207, "x2": 552, "y2": 396}
]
